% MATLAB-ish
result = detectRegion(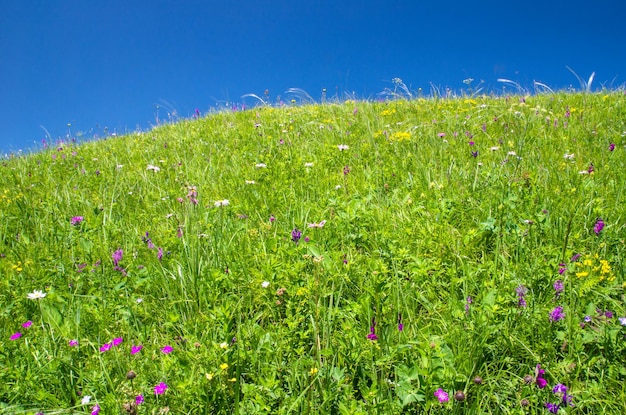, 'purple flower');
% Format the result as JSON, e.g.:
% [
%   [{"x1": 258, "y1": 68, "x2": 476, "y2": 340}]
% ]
[
  {"x1": 100, "y1": 342, "x2": 112, "y2": 352},
  {"x1": 161, "y1": 345, "x2": 173, "y2": 354},
  {"x1": 70, "y1": 216, "x2": 84, "y2": 226},
  {"x1": 112, "y1": 249, "x2": 123, "y2": 266},
  {"x1": 584, "y1": 315, "x2": 592, "y2": 323},
  {"x1": 545, "y1": 402, "x2": 559, "y2": 414},
  {"x1": 465, "y1": 296, "x2": 472, "y2": 314},
  {"x1": 91, "y1": 404, "x2": 101, "y2": 415},
  {"x1": 536, "y1": 364, "x2": 547, "y2": 389},
  {"x1": 552, "y1": 384, "x2": 568, "y2": 394},
  {"x1": 570, "y1": 253, "x2": 581, "y2": 262},
  {"x1": 154, "y1": 382, "x2": 168, "y2": 395},
  {"x1": 131, "y1": 344, "x2": 143, "y2": 354},
  {"x1": 157, "y1": 247, "x2": 164, "y2": 261},
  {"x1": 291, "y1": 228, "x2": 302, "y2": 243},
  {"x1": 516, "y1": 285, "x2": 528, "y2": 308},
  {"x1": 550, "y1": 306, "x2": 565, "y2": 322},
  {"x1": 112, "y1": 337, "x2": 123, "y2": 347},
  {"x1": 136, "y1": 394, "x2": 144, "y2": 405},
  {"x1": 558, "y1": 263, "x2": 567, "y2": 274},
  {"x1": 434, "y1": 388, "x2": 449, "y2": 403},
  {"x1": 10, "y1": 332, "x2": 22, "y2": 340},
  {"x1": 69, "y1": 339, "x2": 79, "y2": 347},
  {"x1": 605, "y1": 310, "x2": 613, "y2": 319},
  {"x1": 594, "y1": 218, "x2": 605, "y2": 235},
  {"x1": 553, "y1": 280, "x2": 564, "y2": 296},
  {"x1": 609, "y1": 143, "x2": 615, "y2": 151},
  {"x1": 398, "y1": 313, "x2": 403, "y2": 331},
  {"x1": 22, "y1": 320, "x2": 32, "y2": 328},
  {"x1": 367, "y1": 318, "x2": 378, "y2": 341},
  {"x1": 343, "y1": 165, "x2": 350, "y2": 176}
]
